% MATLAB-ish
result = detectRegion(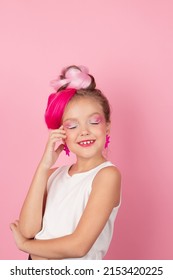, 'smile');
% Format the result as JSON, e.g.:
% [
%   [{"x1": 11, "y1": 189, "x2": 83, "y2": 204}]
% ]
[{"x1": 78, "y1": 140, "x2": 95, "y2": 147}]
